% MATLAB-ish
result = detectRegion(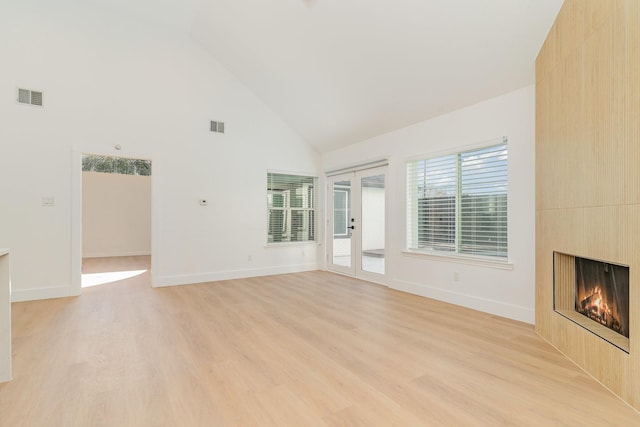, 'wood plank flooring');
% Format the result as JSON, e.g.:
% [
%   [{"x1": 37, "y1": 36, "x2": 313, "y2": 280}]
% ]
[{"x1": 1, "y1": 256, "x2": 639, "y2": 426}]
